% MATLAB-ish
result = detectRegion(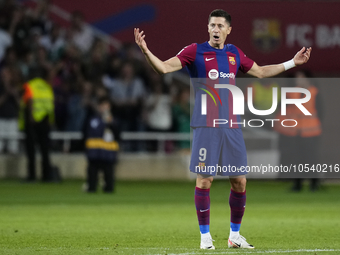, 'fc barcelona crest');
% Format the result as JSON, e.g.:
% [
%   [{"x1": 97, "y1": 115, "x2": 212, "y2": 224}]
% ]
[
  {"x1": 252, "y1": 19, "x2": 281, "y2": 53},
  {"x1": 198, "y1": 162, "x2": 205, "y2": 170},
  {"x1": 229, "y1": 56, "x2": 236, "y2": 65}
]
